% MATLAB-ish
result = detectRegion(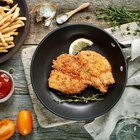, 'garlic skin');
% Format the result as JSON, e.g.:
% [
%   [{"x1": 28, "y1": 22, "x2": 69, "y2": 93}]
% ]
[{"x1": 31, "y1": 3, "x2": 57, "y2": 26}]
